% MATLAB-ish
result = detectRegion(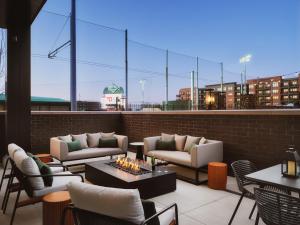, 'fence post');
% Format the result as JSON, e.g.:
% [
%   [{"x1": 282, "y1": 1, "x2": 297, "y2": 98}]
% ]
[
  {"x1": 191, "y1": 71, "x2": 195, "y2": 111},
  {"x1": 196, "y1": 57, "x2": 199, "y2": 110},
  {"x1": 165, "y1": 49, "x2": 169, "y2": 111},
  {"x1": 125, "y1": 29, "x2": 128, "y2": 111}
]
